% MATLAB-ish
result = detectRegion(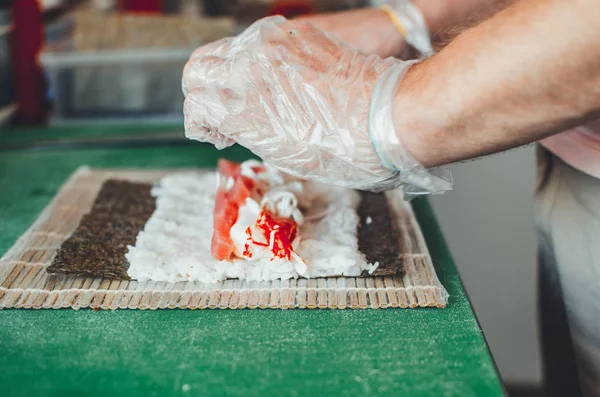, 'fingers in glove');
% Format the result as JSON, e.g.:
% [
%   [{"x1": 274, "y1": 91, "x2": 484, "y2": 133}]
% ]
[
  {"x1": 182, "y1": 55, "x2": 233, "y2": 96},
  {"x1": 183, "y1": 86, "x2": 244, "y2": 149},
  {"x1": 237, "y1": 15, "x2": 287, "y2": 42},
  {"x1": 189, "y1": 37, "x2": 232, "y2": 60},
  {"x1": 270, "y1": 21, "x2": 345, "y2": 74}
]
